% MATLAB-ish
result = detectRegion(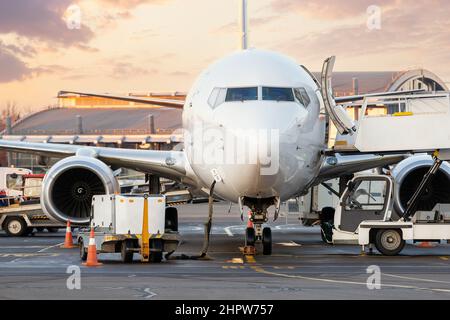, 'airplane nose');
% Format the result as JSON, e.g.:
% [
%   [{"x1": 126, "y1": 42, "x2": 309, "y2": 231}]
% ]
[
  {"x1": 209, "y1": 101, "x2": 307, "y2": 198},
  {"x1": 213, "y1": 101, "x2": 305, "y2": 132}
]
